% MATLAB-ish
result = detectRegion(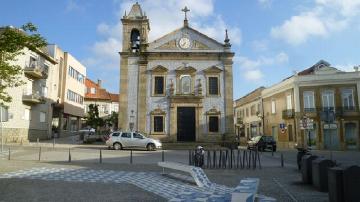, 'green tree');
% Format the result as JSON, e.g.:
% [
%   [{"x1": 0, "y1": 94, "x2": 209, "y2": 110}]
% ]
[
  {"x1": 0, "y1": 23, "x2": 47, "y2": 104},
  {"x1": 85, "y1": 104, "x2": 105, "y2": 129},
  {"x1": 106, "y1": 111, "x2": 118, "y2": 130}
]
